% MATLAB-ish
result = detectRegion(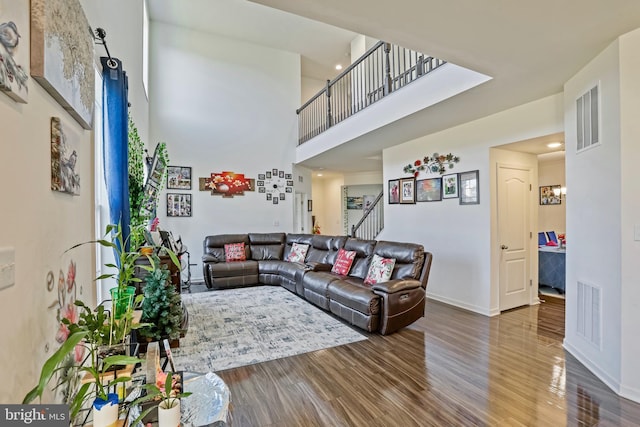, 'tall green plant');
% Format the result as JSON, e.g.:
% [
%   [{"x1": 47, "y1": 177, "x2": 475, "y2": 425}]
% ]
[
  {"x1": 128, "y1": 115, "x2": 147, "y2": 249},
  {"x1": 138, "y1": 260, "x2": 183, "y2": 341}
]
